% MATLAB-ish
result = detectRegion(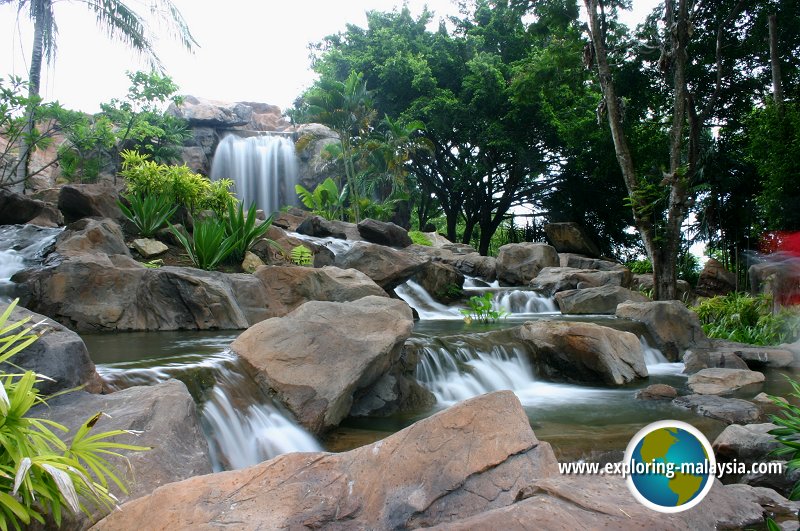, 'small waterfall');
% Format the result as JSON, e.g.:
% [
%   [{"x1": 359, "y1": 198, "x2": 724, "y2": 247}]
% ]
[
  {"x1": 99, "y1": 350, "x2": 321, "y2": 471},
  {"x1": 395, "y1": 280, "x2": 463, "y2": 320},
  {"x1": 463, "y1": 276, "x2": 499, "y2": 289},
  {"x1": 210, "y1": 134, "x2": 299, "y2": 215},
  {"x1": 493, "y1": 289, "x2": 558, "y2": 314},
  {"x1": 640, "y1": 338, "x2": 686, "y2": 376},
  {"x1": 289, "y1": 232, "x2": 355, "y2": 257},
  {"x1": 0, "y1": 225, "x2": 62, "y2": 301}
]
